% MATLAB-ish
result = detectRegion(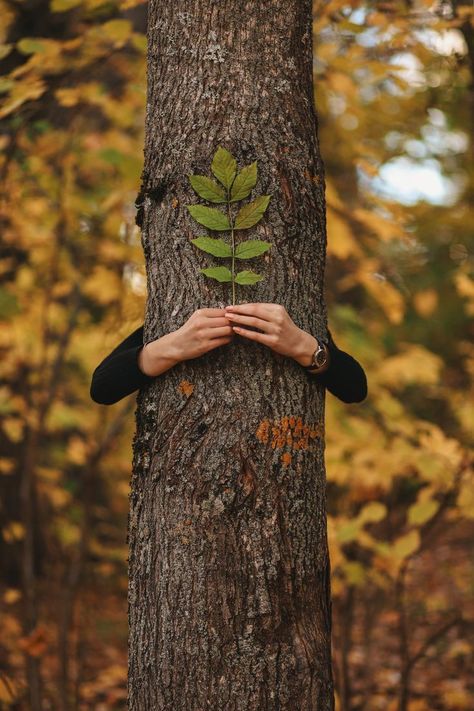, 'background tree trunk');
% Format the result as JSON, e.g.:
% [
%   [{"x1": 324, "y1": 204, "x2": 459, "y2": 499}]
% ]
[{"x1": 128, "y1": 1, "x2": 334, "y2": 708}]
